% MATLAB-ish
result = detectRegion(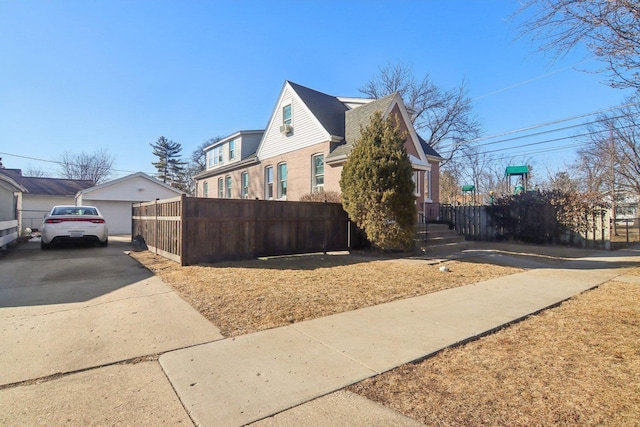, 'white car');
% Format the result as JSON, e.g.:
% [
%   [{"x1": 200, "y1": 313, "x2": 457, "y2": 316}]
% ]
[{"x1": 41, "y1": 205, "x2": 109, "y2": 250}]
